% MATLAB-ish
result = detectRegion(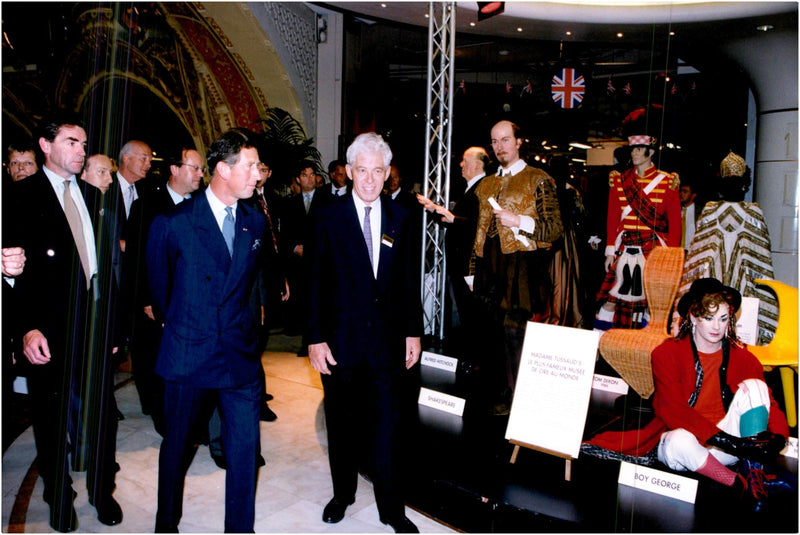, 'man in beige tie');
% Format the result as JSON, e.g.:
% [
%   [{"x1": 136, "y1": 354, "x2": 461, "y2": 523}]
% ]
[{"x1": 11, "y1": 114, "x2": 122, "y2": 531}]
